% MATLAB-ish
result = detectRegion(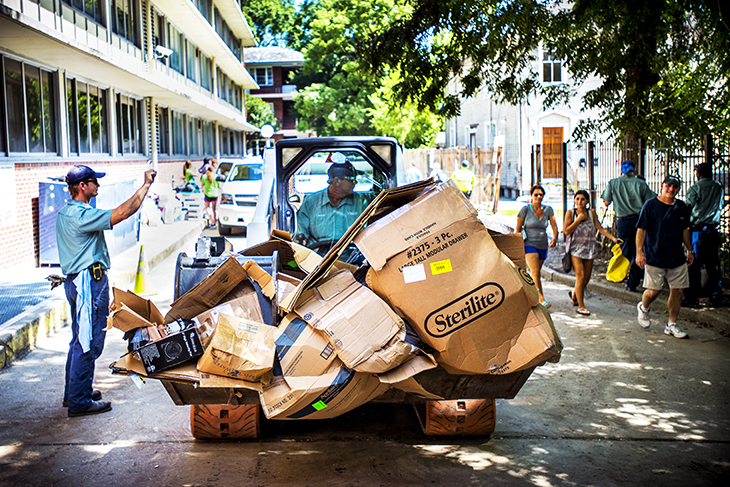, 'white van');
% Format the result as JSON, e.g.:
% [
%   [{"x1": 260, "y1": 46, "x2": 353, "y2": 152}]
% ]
[{"x1": 216, "y1": 157, "x2": 264, "y2": 235}]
